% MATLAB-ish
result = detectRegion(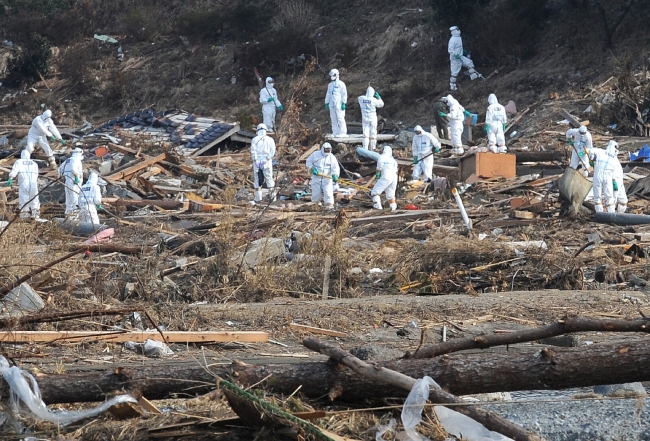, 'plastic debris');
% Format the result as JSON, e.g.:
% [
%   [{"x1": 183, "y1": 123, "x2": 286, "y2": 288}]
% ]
[
  {"x1": 124, "y1": 339, "x2": 173, "y2": 358},
  {"x1": 94, "y1": 34, "x2": 118, "y2": 44},
  {"x1": 434, "y1": 405, "x2": 513, "y2": 441},
  {"x1": 375, "y1": 418, "x2": 396, "y2": 440},
  {"x1": 399, "y1": 376, "x2": 440, "y2": 441}
]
